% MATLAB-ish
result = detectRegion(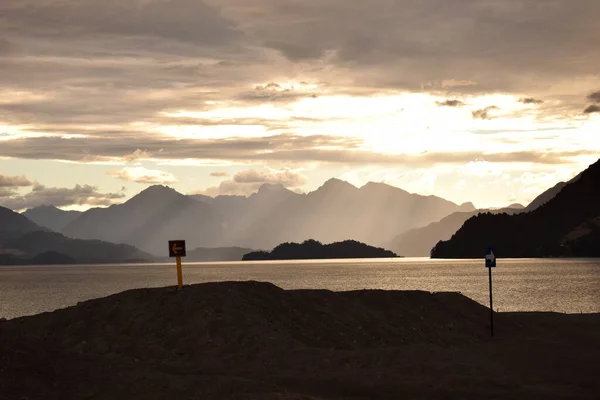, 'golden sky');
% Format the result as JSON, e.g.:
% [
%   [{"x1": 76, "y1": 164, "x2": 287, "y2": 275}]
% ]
[{"x1": 1, "y1": 0, "x2": 599, "y2": 210}]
